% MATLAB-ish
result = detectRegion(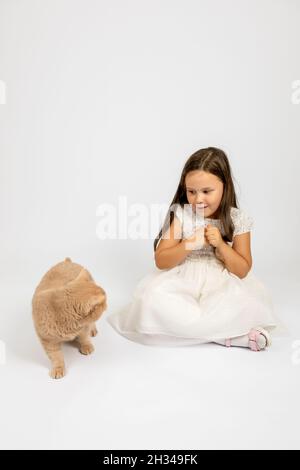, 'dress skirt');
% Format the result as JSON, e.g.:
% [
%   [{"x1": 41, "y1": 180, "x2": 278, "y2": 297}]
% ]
[{"x1": 107, "y1": 255, "x2": 279, "y2": 347}]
